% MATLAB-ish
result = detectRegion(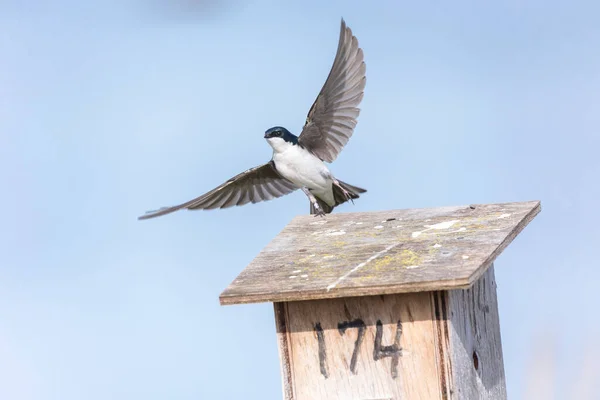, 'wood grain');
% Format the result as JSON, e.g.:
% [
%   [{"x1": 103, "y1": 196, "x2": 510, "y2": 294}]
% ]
[
  {"x1": 221, "y1": 201, "x2": 540, "y2": 305},
  {"x1": 278, "y1": 293, "x2": 443, "y2": 400},
  {"x1": 444, "y1": 265, "x2": 507, "y2": 399},
  {"x1": 274, "y1": 265, "x2": 506, "y2": 399},
  {"x1": 274, "y1": 302, "x2": 295, "y2": 400}
]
